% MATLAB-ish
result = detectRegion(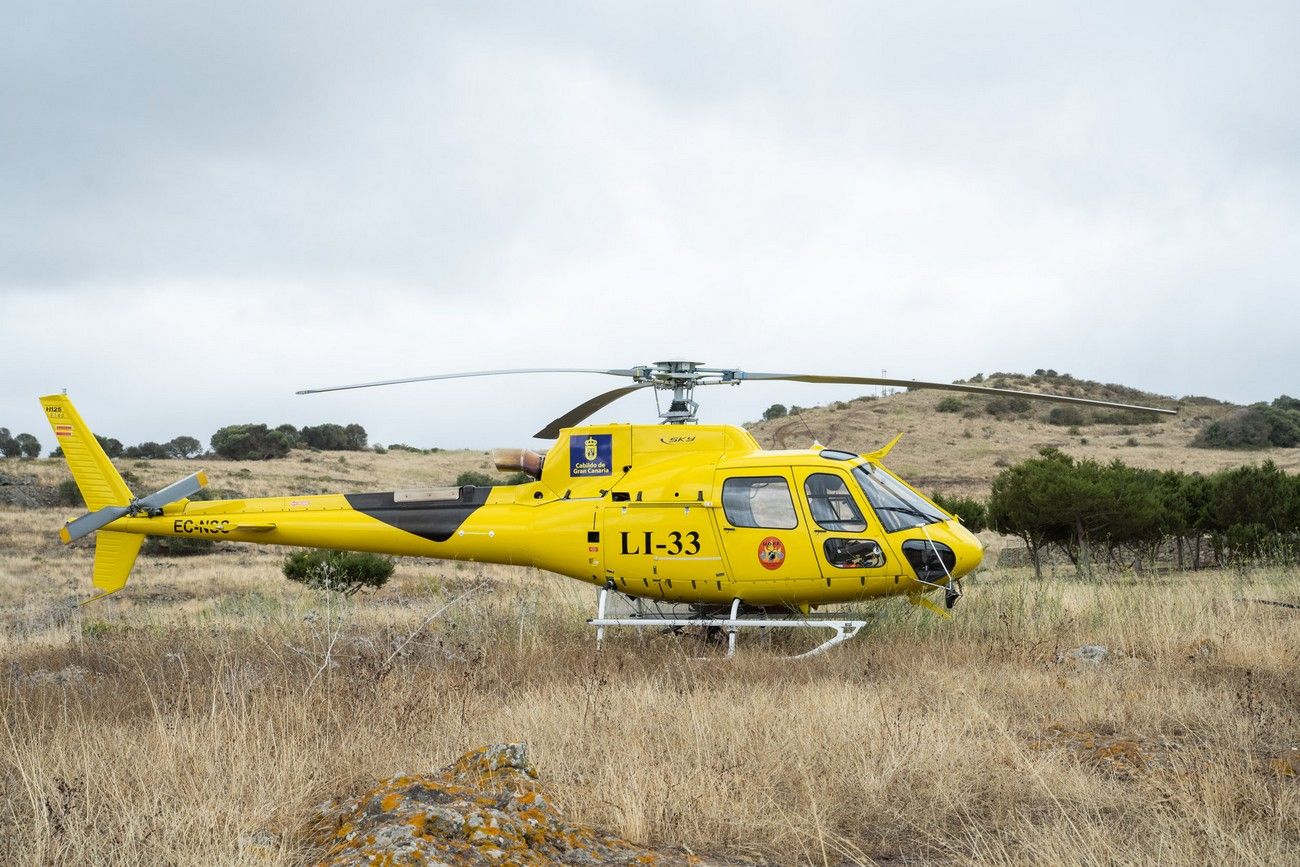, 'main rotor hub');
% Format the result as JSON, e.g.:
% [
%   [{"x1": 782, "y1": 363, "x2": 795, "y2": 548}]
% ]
[{"x1": 632, "y1": 361, "x2": 733, "y2": 425}]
